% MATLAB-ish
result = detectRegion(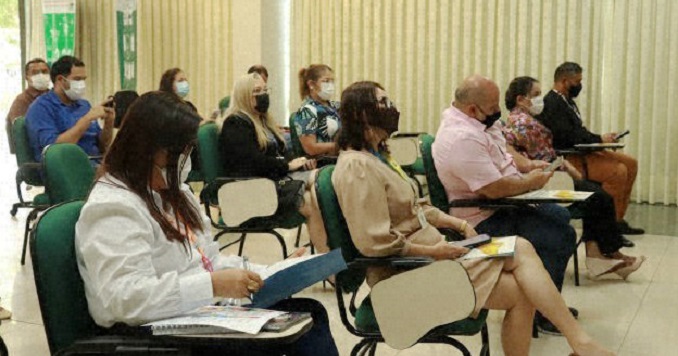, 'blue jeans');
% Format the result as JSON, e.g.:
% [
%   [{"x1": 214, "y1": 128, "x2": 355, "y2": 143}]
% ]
[{"x1": 475, "y1": 203, "x2": 576, "y2": 291}]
